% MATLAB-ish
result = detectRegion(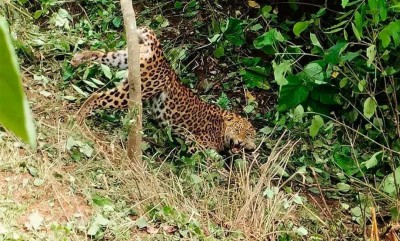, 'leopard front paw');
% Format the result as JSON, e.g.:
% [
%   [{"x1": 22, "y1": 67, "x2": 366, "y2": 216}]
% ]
[{"x1": 71, "y1": 50, "x2": 104, "y2": 67}]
